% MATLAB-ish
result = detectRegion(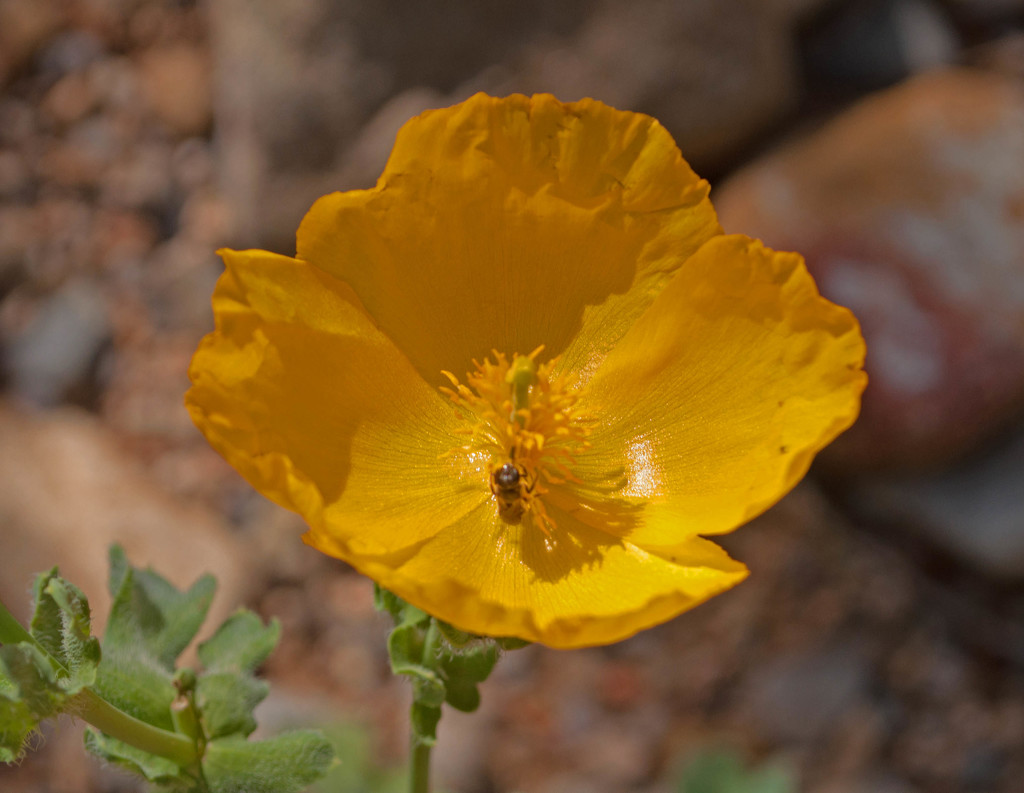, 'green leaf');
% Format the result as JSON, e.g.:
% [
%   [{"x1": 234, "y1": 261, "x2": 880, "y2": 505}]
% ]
[
  {"x1": 2, "y1": 547, "x2": 337, "y2": 793},
  {"x1": 442, "y1": 680, "x2": 481, "y2": 713},
  {"x1": 83, "y1": 729, "x2": 187, "y2": 785},
  {"x1": 0, "y1": 643, "x2": 67, "y2": 761},
  {"x1": 198, "y1": 611, "x2": 280, "y2": 674},
  {"x1": 1, "y1": 571, "x2": 99, "y2": 762},
  {"x1": 195, "y1": 610, "x2": 279, "y2": 740},
  {"x1": 42, "y1": 577, "x2": 101, "y2": 688},
  {"x1": 743, "y1": 766, "x2": 796, "y2": 793},
  {"x1": 104, "y1": 546, "x2": 216, "y2": 670},
  {"x1": 196, "y1": 672, "x2": 269, "y2": 740},
  {"x1": 94, "y1": 548, "x2": 215, "y2": 729},
  {"x1": 387, "y1": 622, "x2": 447, "y2": 710},
  {"x1": 441, "y1": 643, "x2": 498, "y2": 684},
  {"x1": 1, "y1": 644, "x2": 65, "y2": 717},
  {"x1": 0, "y1": 691, "x2": 37, "y2": 763},
  {"x1": 372, "y1": 585, "x2": 406, "y2": 622},
  {"x1": 374, "y1": 586, "x2": 429, "y2": 630},
  {"x1": 397, "y1": 605, "x2": 429, "y2": 629},
  {"x1": 411, "y1": 673, "x2": 446, "y2": 709},
  {"x1": 678, "y1": 748, "x2": 796, "y2": 793},
  {"x1": 28, "y1": 568, "x2": 65, "y2": 662},
  {"x1": 436, "y1": 620, "x2": 473, "y2": 647},
  {"x1": 23, "y1": 569, "x2": 100, "y2": 695},
  {"x1": 437, "y1": 642, "x2": 497, "y2": 713},
  {"x1": 387, "y1": 623, "x2": 425, "y2": 675},
  {"x1": 410, "y1": 702, "x2": 441, "y2": 746},
  {"x1": 92, "y1": 632, "x2": 177, "y2": 730},
  {"x1": 202, "y1": 731, "x2": 335, "y2": 793},
  {"x1": 0, "y1": 669, "x2": 16, "y2": 699},
  {"x1": 496, "y1": 636, "x2": 531, "y2": 651}
]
